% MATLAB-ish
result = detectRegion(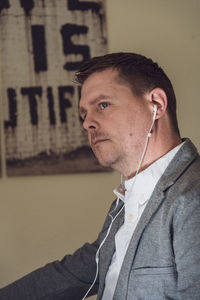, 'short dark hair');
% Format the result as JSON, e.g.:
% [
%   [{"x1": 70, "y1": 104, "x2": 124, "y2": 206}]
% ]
[{"x1": 75, "y1": 52, "x2": 180, "y2": 135}]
